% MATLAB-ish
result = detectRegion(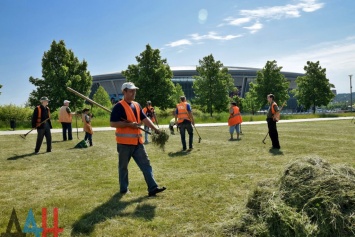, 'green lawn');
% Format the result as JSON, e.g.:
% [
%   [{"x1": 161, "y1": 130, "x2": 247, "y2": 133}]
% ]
[{"x1": 0, "y1": 119, "x2": 354, "y2": 236}]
